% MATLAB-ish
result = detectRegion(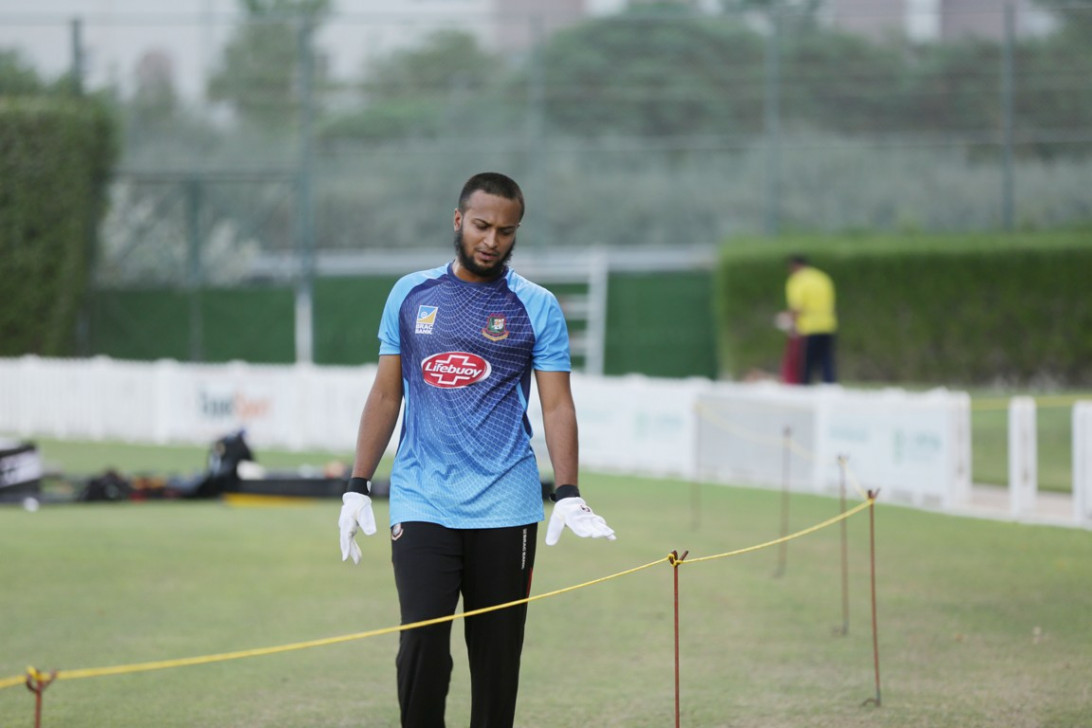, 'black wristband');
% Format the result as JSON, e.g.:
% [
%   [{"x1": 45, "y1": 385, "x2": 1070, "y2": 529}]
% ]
[
  {"x1": 347, "y1": 477, "x2": 371, "y2": 496},
  {"x1": 550, "y1": 484, "x2": 581, "y2": 502}
]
